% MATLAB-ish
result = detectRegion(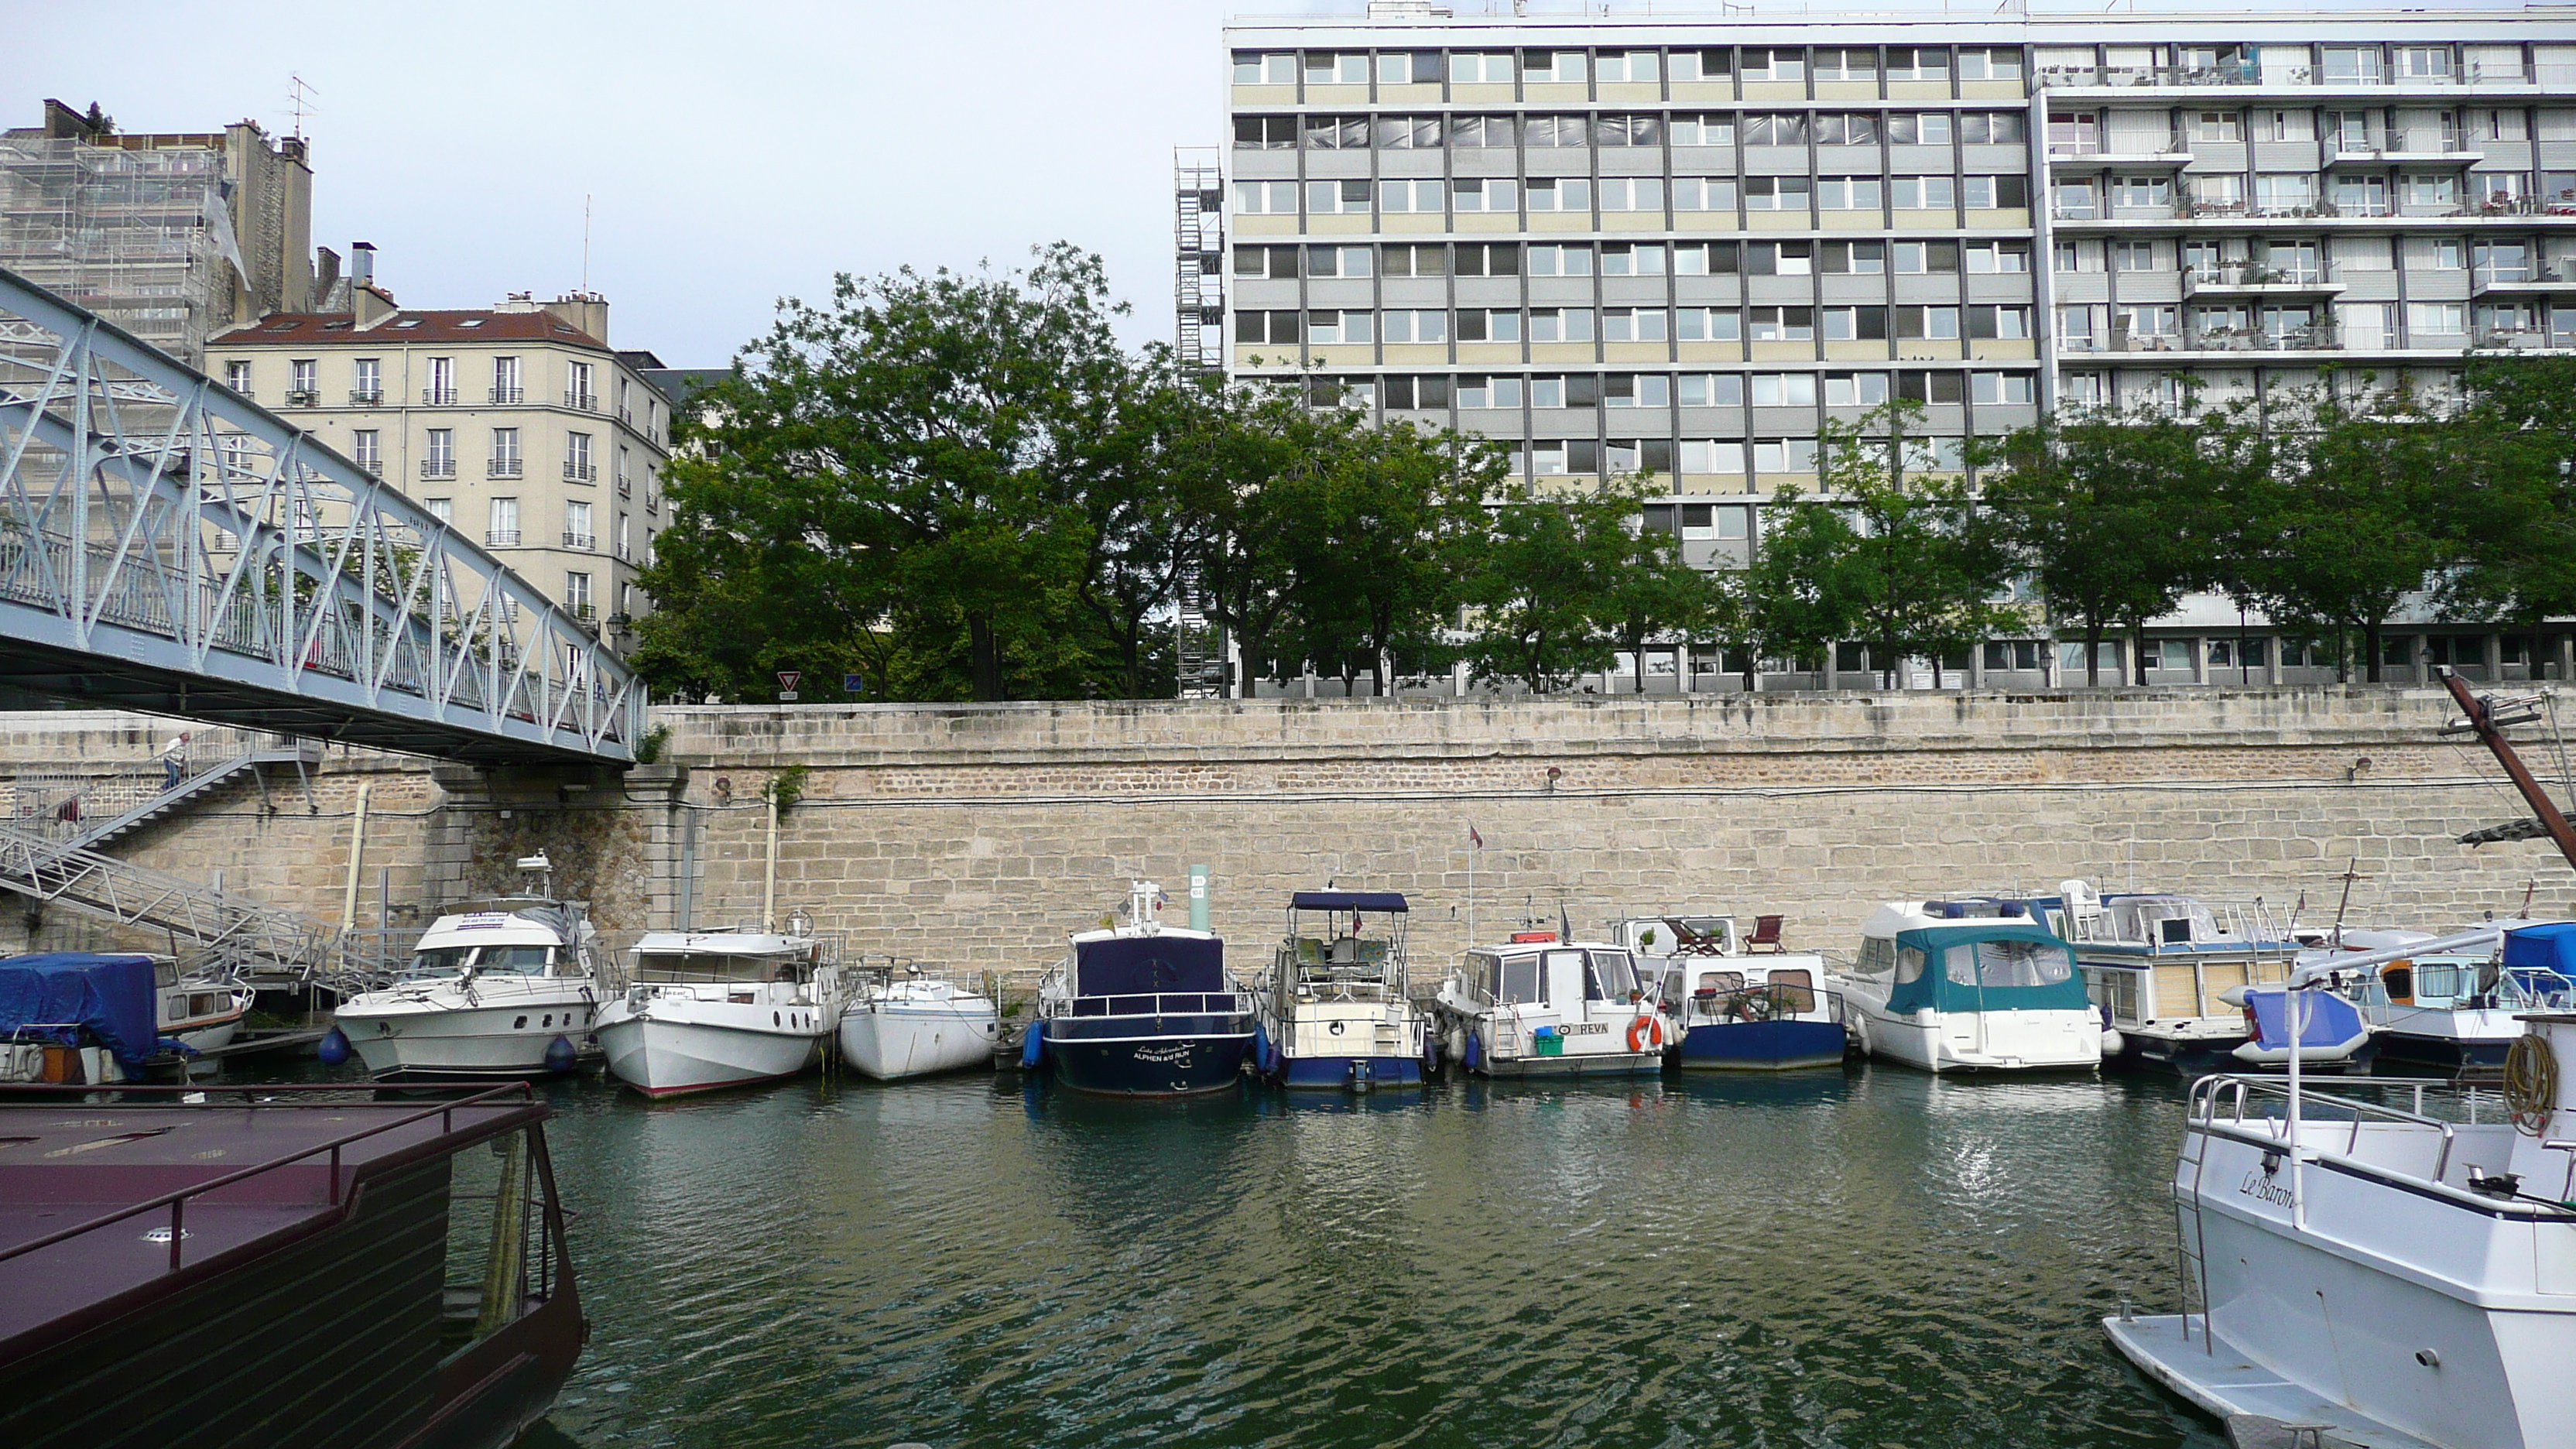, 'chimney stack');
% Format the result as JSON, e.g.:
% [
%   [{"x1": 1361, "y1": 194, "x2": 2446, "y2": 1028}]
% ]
[{"x1": 349, "y1": 241, "x2": 376, "y2": 285}]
